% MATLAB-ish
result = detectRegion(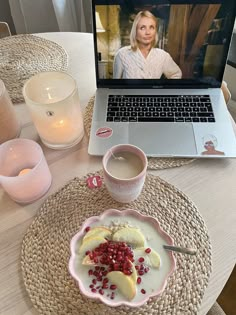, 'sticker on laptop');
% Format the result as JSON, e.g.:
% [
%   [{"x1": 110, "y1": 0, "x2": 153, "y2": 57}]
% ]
[
  {"x1": 96, "y1": 127, "x2": 113, "y2": 138},
  {"x1": 193, "y1": 123, "x2": 228, "y2": 156},
  {"x1": 200, "y1": 134, "x2": 225, "y2": 156}
]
